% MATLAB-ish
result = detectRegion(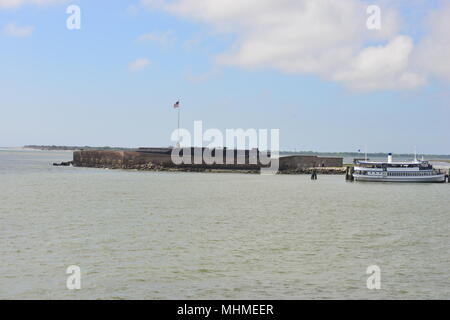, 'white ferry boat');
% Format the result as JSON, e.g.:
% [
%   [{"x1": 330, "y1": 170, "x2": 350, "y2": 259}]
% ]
[{"x1": 353, "y1": 153, "x2": 446, "y2": 183}]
